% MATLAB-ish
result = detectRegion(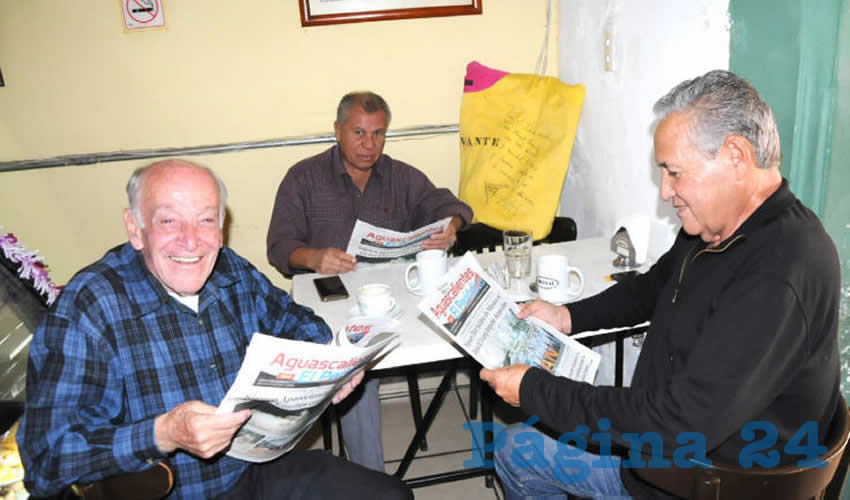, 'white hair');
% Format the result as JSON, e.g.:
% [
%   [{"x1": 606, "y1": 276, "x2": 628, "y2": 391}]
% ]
[
  {"x1": 654, "y1": 70, "x2": 781, "y2": 169},
  {"x1": 126, "y1": 160, "x2": 228, "y2": 228}
]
